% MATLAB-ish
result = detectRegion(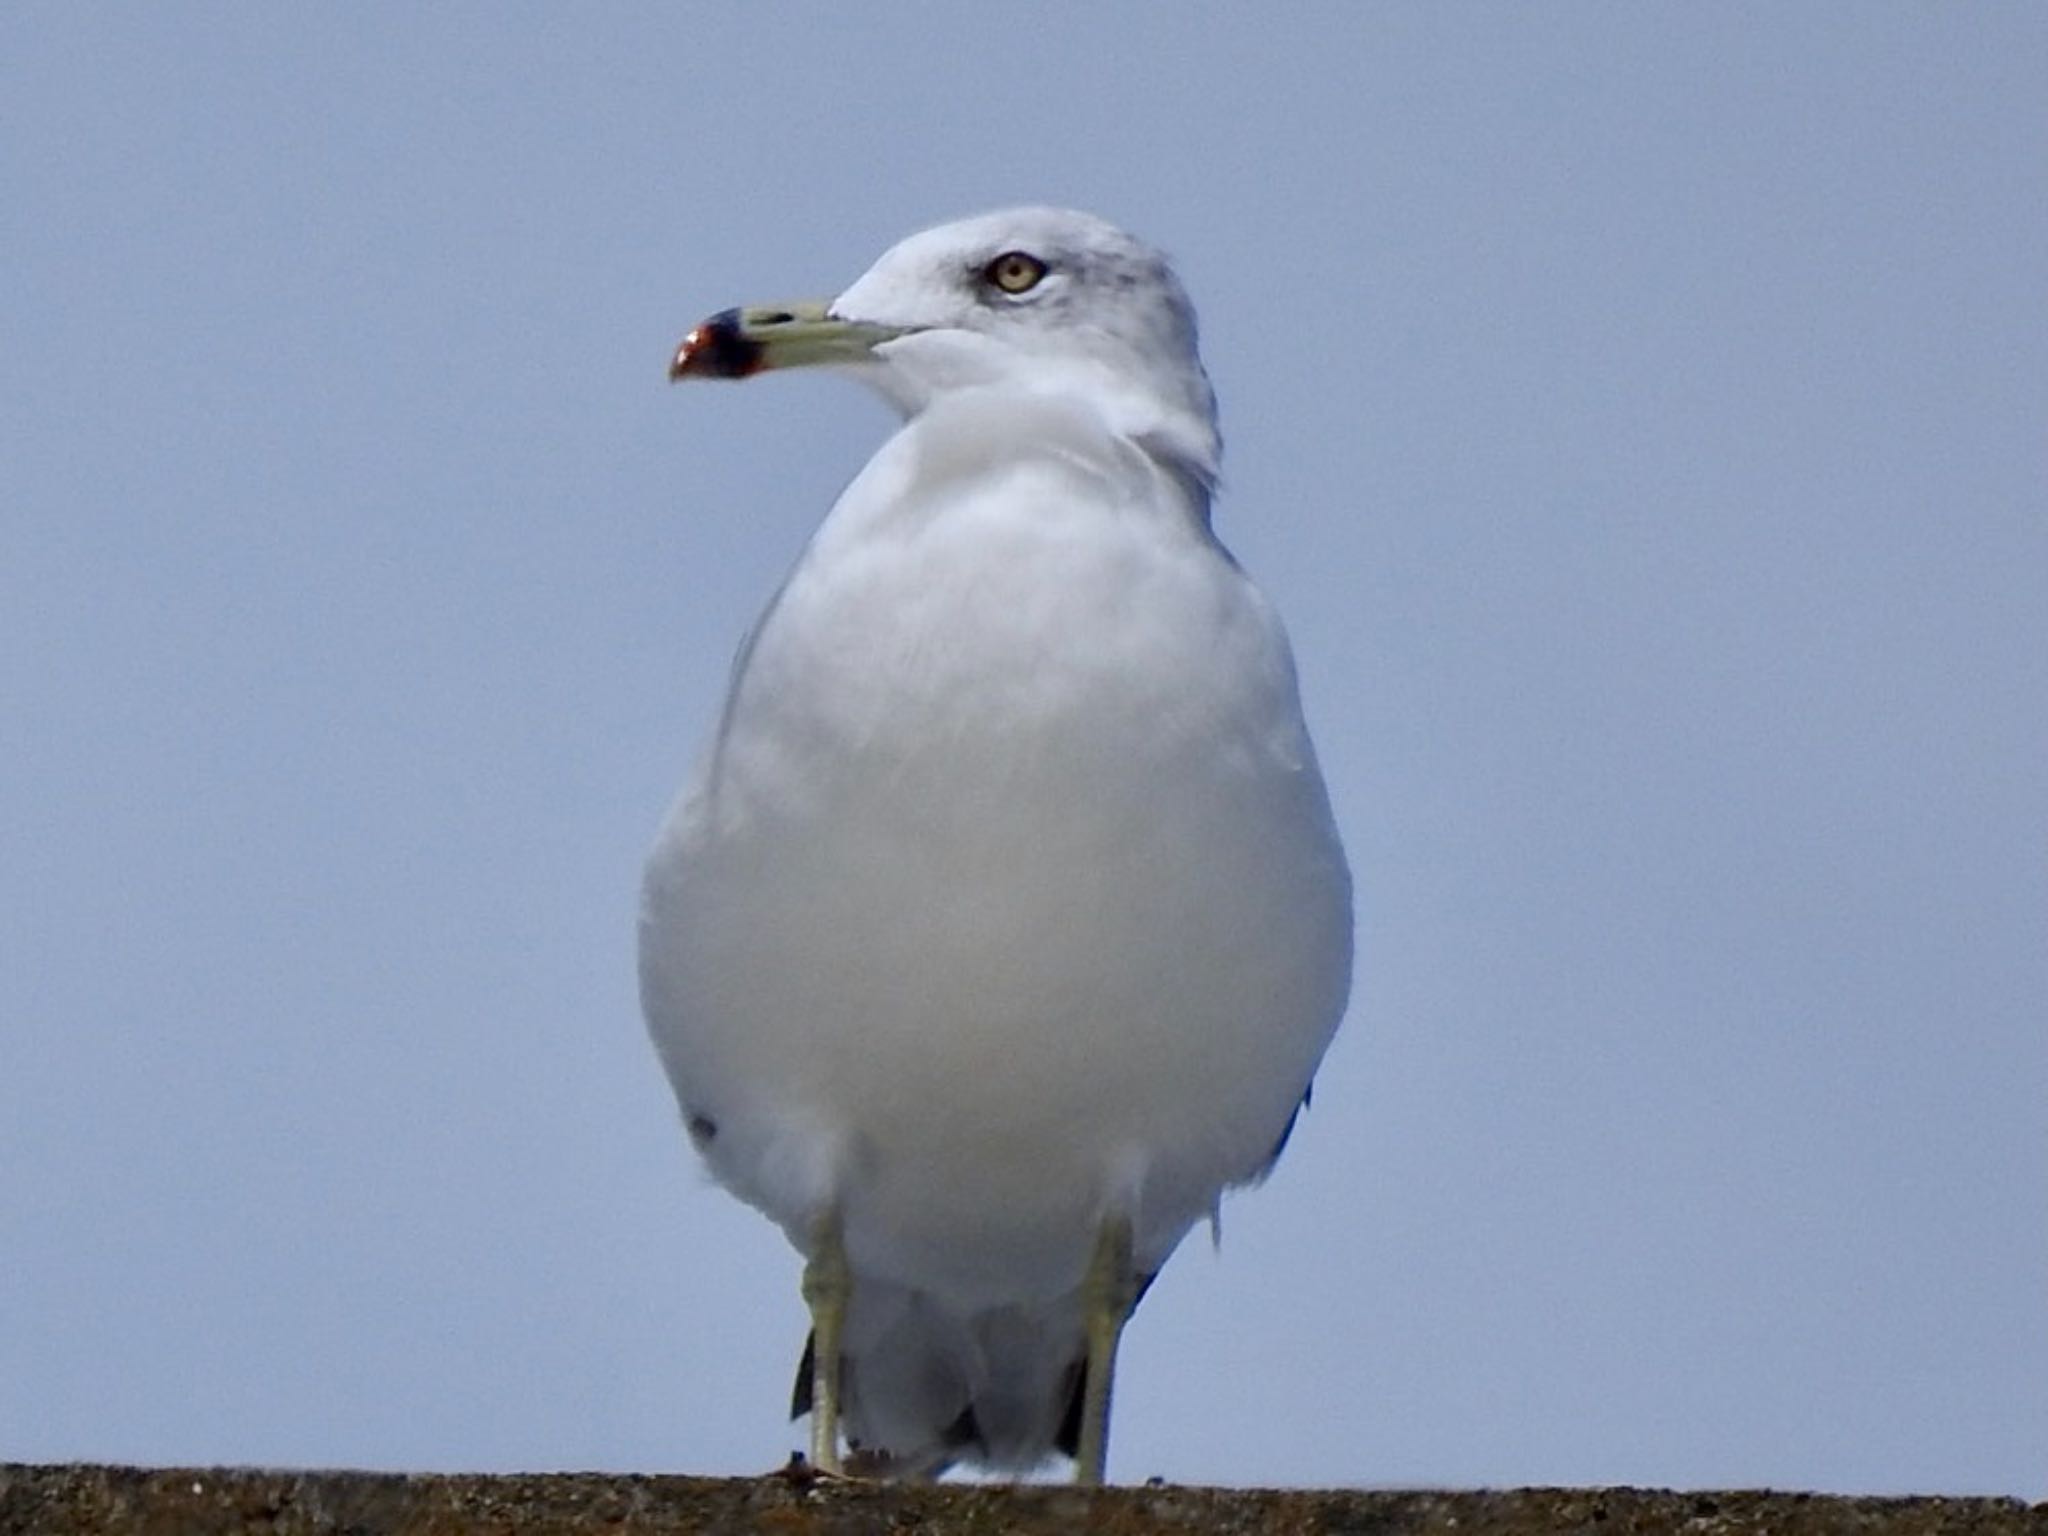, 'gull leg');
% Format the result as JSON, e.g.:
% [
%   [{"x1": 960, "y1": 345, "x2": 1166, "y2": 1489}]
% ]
[
  {"x1": 1074, "y1": 1212, "x2": 1138, "y2": 1486},
  {"x1": 799, "y1": 1209, "x2": 850, "y2": 1475}
]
